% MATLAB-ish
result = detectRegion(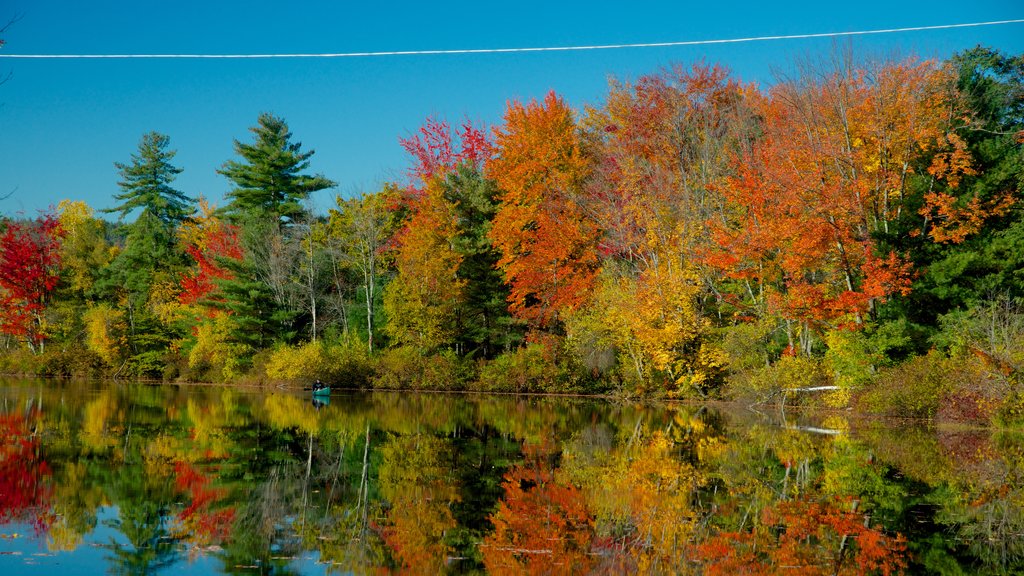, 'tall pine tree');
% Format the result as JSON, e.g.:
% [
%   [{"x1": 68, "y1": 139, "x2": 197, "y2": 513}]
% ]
[
  {"x1": 98, "y1": 132, "x2": 194, "y2": 374},
  {"x1": 212, "y1": 113, "x2": 336, "y2": 351},
  {"x1": 218, "y1": 113, "x2": 335, "y2": 228}
]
